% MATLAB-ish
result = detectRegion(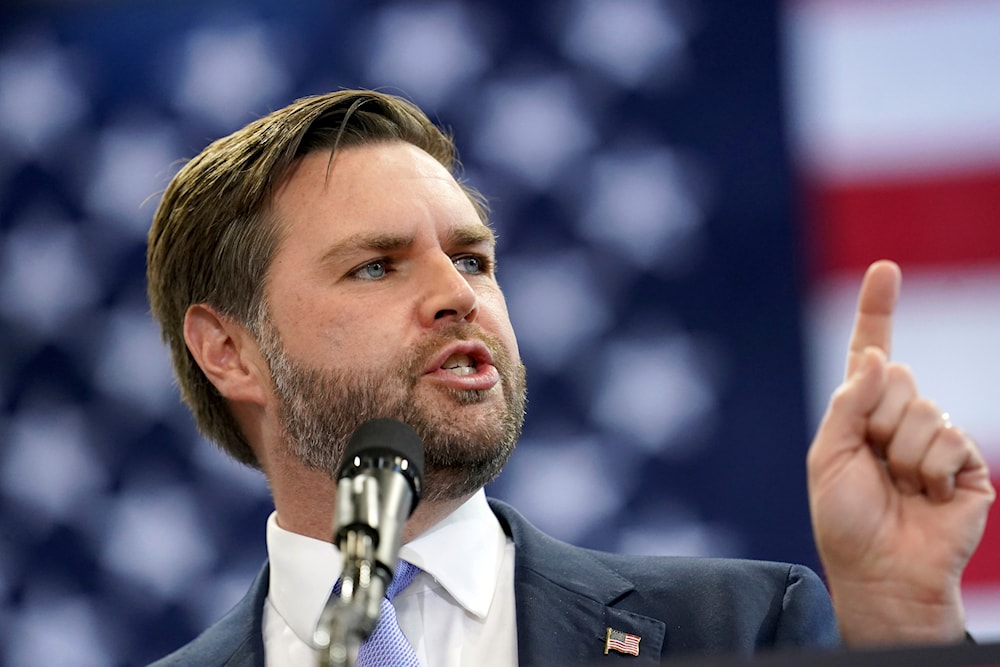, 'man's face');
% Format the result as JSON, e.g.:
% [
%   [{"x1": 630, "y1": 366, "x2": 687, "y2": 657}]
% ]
[{"x1": 258, "y1": 141, "x2": 526, "y2": 501}]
